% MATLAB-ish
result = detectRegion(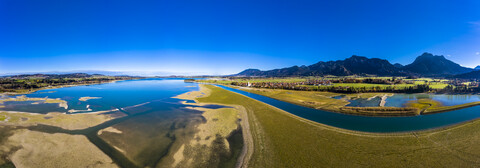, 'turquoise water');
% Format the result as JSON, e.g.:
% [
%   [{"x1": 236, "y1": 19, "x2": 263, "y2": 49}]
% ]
[{"x1": 217, "y1": 85, "x2": 480, "y2": 132}]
